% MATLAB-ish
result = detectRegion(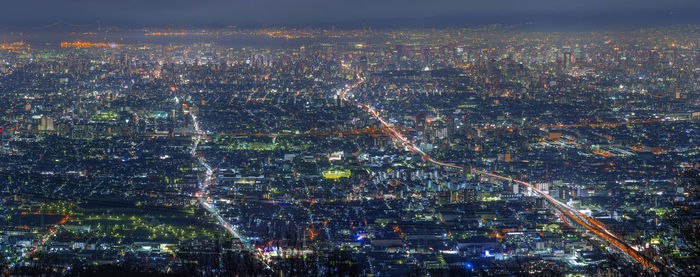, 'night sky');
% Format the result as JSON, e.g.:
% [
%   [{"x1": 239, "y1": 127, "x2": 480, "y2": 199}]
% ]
[{"x1": 1, "y1": 0, "x2": 699, "y2": 27}]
